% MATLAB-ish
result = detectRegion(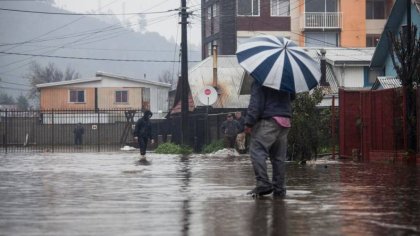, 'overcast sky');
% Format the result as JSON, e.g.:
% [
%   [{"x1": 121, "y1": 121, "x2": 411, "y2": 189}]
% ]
[{"x1": 53, "y1": 0, "x2": 202, "y2": 46}]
